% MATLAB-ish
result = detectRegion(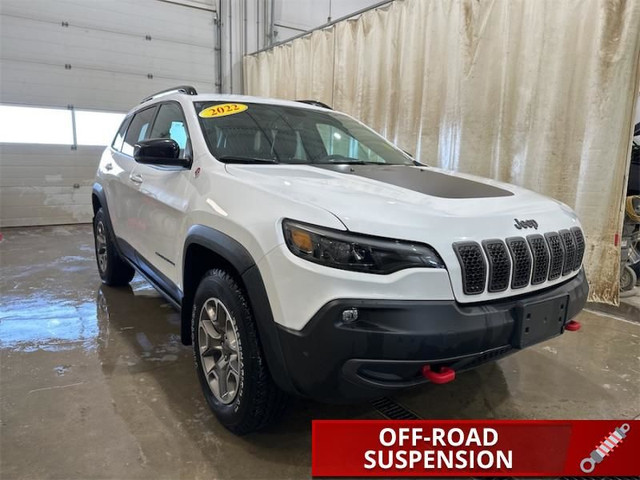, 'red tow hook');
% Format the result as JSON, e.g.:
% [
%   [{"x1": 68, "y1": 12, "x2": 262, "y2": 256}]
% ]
[
  {"x1": 565, "y1": 320, "x2": 581, "y2": 331},
  {"x1": 422, "y1": 365, "x2": 456, "y2": 384}
]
